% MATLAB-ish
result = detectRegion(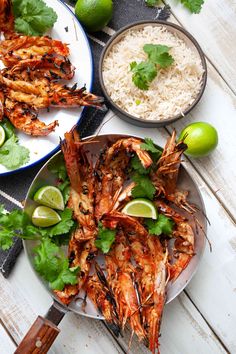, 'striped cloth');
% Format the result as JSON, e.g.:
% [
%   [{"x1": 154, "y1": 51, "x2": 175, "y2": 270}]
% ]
[{"x1": 0, "y1": 0, "x2": 170, "y2": 277}]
